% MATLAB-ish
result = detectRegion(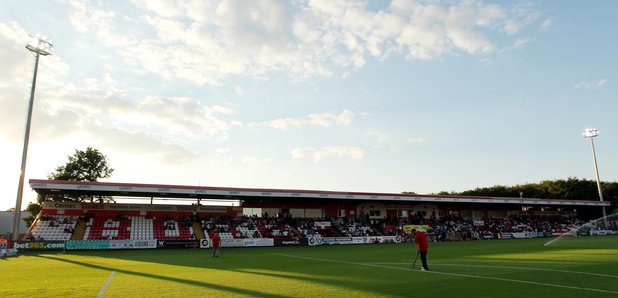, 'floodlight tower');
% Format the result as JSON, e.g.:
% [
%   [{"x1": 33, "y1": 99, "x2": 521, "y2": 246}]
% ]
[
  {"x1": 12, "y1": 35, "x2": 53, "y2": 243},
  {"x1": 582, "y1": 128, "x2": 608, "y2": 227}
]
